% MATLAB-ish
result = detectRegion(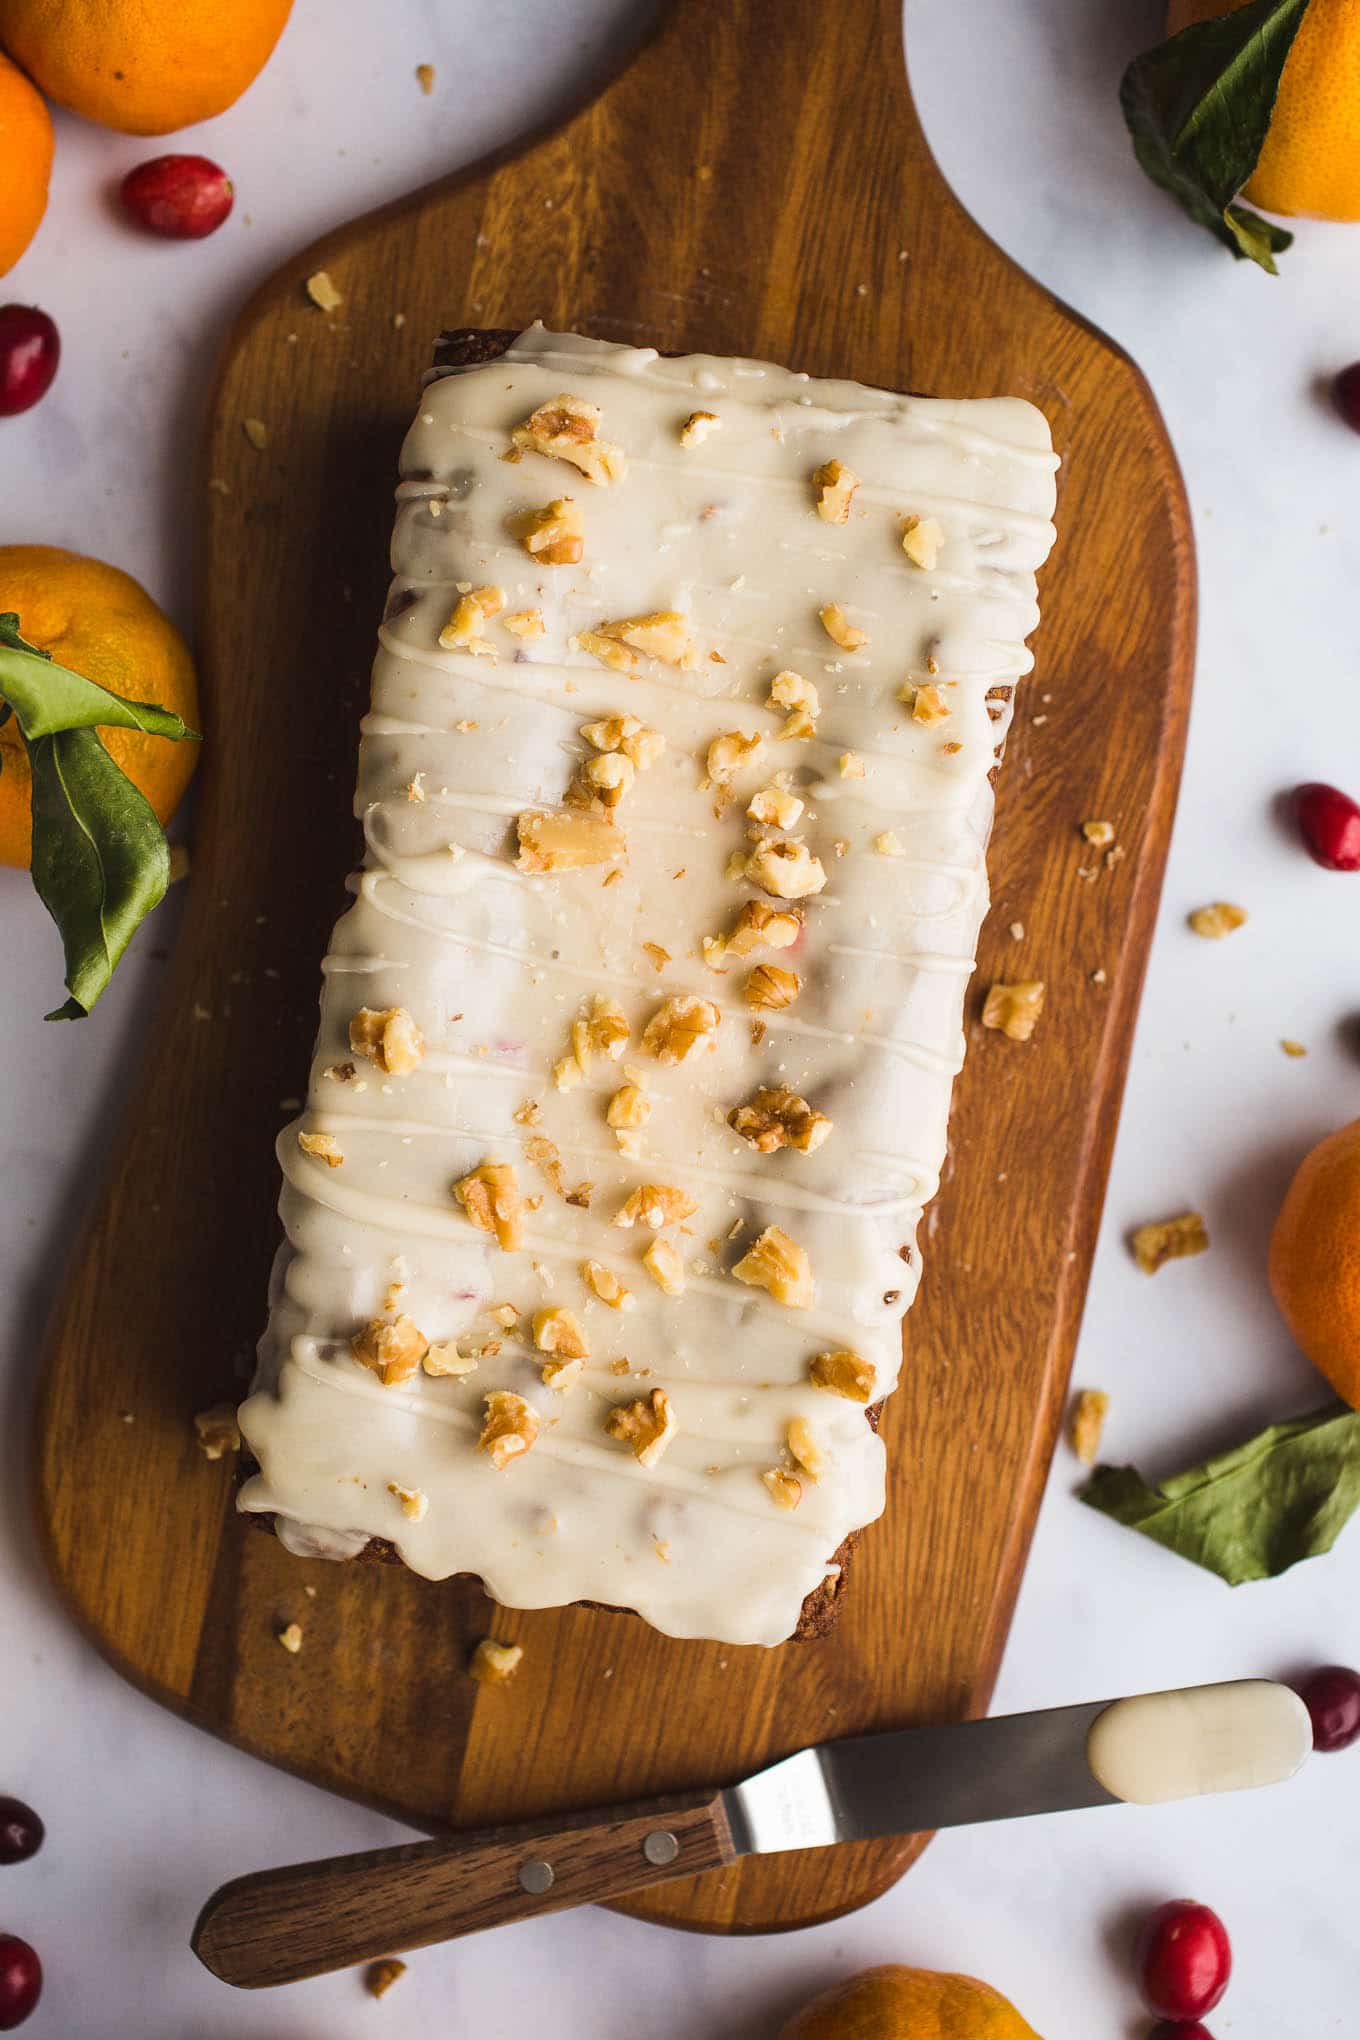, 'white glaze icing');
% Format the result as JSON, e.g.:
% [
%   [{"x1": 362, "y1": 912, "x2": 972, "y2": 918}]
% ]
[
  {"x1": 237, "y1": 326, "x2": 1058, "y2": 1646},
  {"x1": 1086, "y1": 1681, "x2": 1313, "y2": 1804}
]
